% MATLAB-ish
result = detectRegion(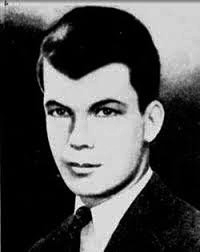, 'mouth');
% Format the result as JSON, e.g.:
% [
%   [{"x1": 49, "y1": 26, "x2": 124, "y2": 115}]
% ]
[
  {"x1": 65, "y1": 161, "x2": 101, "y2": 176},
  {"x1": 66, "y1": 161, "x2": 102, "y2": 168}
]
